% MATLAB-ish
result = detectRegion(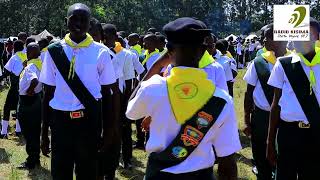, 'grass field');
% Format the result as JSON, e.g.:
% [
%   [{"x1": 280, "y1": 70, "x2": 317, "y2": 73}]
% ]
[{"x1": 0, "y1": 69, "x2": 256, "y2": 180}]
